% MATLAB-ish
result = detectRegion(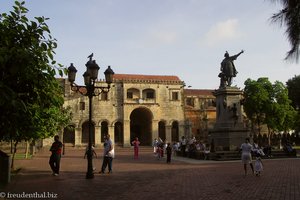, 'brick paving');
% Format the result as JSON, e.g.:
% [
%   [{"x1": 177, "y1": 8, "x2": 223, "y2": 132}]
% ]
[{"x1": 1, "y1": 146, "x2": 300, "y2": 200}]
